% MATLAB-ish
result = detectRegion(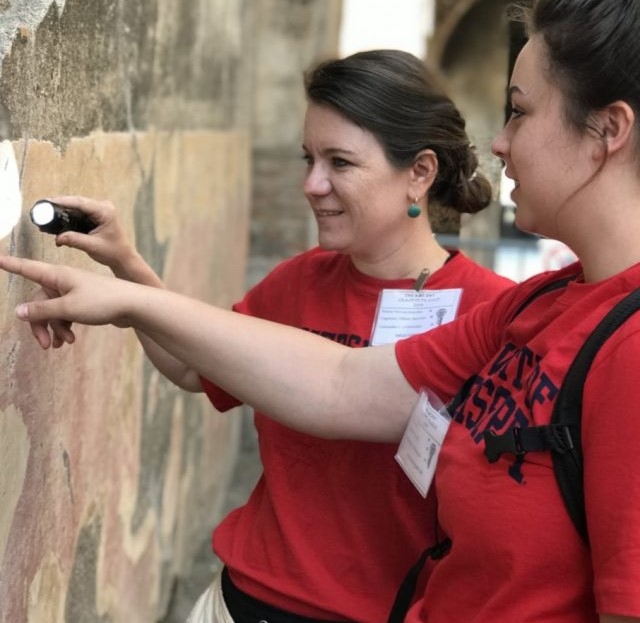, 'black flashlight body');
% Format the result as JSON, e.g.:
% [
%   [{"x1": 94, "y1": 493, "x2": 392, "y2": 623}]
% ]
[{"x1": 30, "y1": 200, "x2": 97, "y2": 235}]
